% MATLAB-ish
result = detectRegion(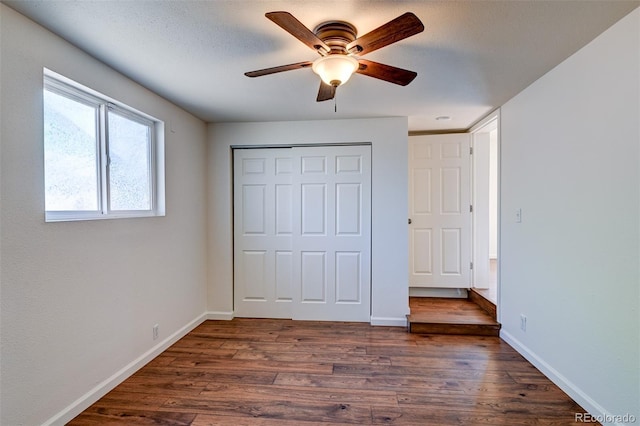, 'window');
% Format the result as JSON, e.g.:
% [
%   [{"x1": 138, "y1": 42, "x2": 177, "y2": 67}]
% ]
[{"x1": 43, "y1": 71, "x2": 164, "y2": 221}]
